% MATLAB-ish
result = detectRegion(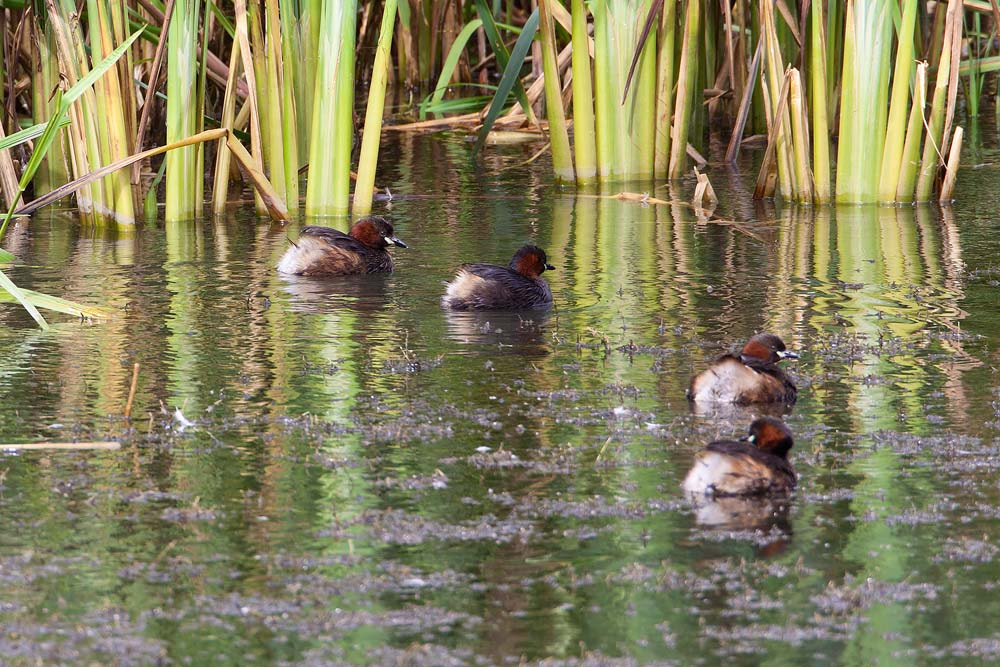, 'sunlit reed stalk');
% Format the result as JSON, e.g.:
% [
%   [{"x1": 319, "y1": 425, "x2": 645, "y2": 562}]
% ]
[
  {"x1": 668, "y1": 0, "x2": 699, "y2": 179},
  {"x1": 895, "y1": 62, "x2": 926, "y2": 202},
  {"x1": 824, "y1": 0, "x2": 840, "y2": 123},
  {"x1": 293, "y1": 0, "x2": 320, "y2": 157},
  {"x1": 48, "y1": 0, "x2": 107, "y2": 214},
  {"x1": 760, "y1": 0, "x2": 796, "y2": 200},
  {"x1": 591, "y1": 0, "x2": 614, "y2": 178},
  {"x1": 235, "y1": 0, "x2": 266, "y2": 215},
  {"x1": 916, "y1": 2, "x2": 958, "y2": 202},
  {"x1": 787, "y1": 69, "x2": 812, "y2": 203},
  {"x1": 538, "y1": 0, "x2": 573, "y2": 183},
  {"x1": 211, "y1": 35, "x2": 242, "y2": 214},
  {"x1": 939, "y1": 125, "x2": 962, "y2": 202},
  {"x1": 653, "y1": 0, "x2": 675, "y2": 179},
  {"x1": 165, "y1": 0, "x2": 201, "y2": 221},
  {"x1": 275, "y1": 0, "x2": 299, "y2": 210},
  {"x1": 87, "y1": 0, "x2": 136, "y2": 224},
  {"x1": 570, "y1": 0, "x2": 596, "y2": 182},
  {"x1": 835, "y1": 0, "x2": 891, "y2": 204},
  {"x1": 809, "y1": 0, "x2": 830, "y2": 202},
  {"x1": 353, "y1": 0, "x2": 397, "y2": 215},
  {"x1": 632, "y1": 1, "x2": 656, "y2": 180},
  {"x1": 30, "y1": 19, "x2": 69, "y2": 196},
  {"x1": 252, "y1": 0, "x2": 285, "y2": 202},
  {"x1": 877, "y1": 0, "x2": 917, "y2": 203},
  {"x1": 305, "y1": 0, "x2": 355, "y2": 217}
]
